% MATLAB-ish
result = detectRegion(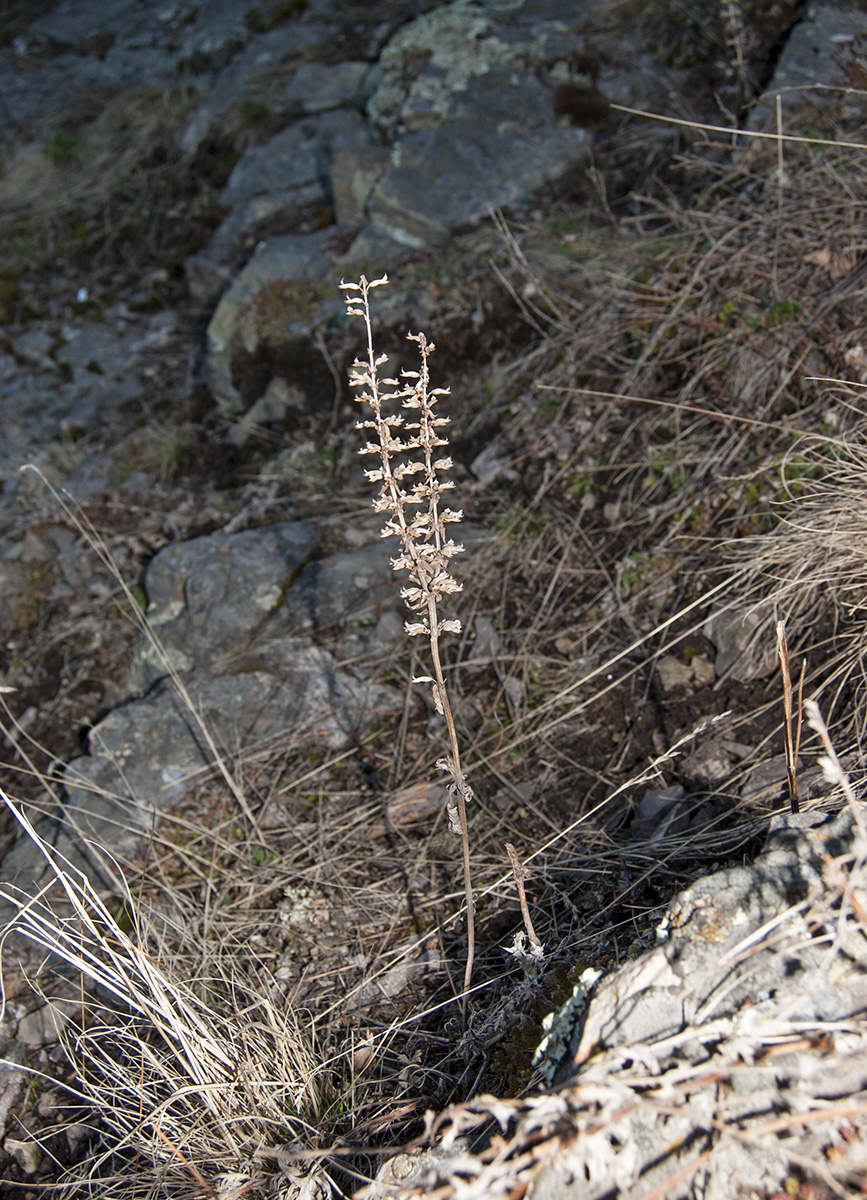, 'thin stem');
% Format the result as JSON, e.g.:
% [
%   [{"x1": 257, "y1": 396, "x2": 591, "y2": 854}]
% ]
[
  {"x1": 427, "y1": 595, "x2": 474, "y2": 1009},
  {"x1": 504, "y1": 842, "x2": 541, "y2": 951},
  {"x1": 776, "y1": 619, "x2": 798, "y2": 813}
]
